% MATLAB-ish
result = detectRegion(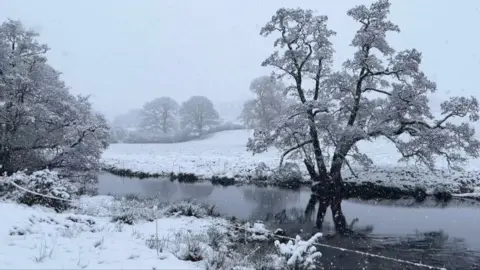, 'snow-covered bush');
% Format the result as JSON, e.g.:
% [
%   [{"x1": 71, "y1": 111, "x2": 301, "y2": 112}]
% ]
[
  {"x1": 253, "y1": 162, "x2": 272, "y2": 181},
  {"x1": 206, "y1": 226, "x2": 227, "y2": 250},
  {"x1": 252, "y1": 162, "x2": 303, "y2": 186},
  {"x1": 4, "y1": 170, "x2": 77, "y2": 211},
  {"x1": 205, "y1": 251, "x2": 229, "y2": 270},
  {"x1": 273, "y1": 162, "x2": 303, "y2": 185},
  {"x1": 172, "y1": 232, "x2": 208, "y2": 262},
  {"x1": 163, "y1": 201, "x2": 219, "y2": 218},
  {"x1": 97, "y1": 197, "x2": 160, "y2": 221},
  {"x1": 75, "y1": 197, "x2": 218, "y2": 222},
  {"x1": 274, "y1": 233, "x2": 323, "y2": 269},
  {"x1": 242, "y1": 222, "x2": 272, "y2": 241}
]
